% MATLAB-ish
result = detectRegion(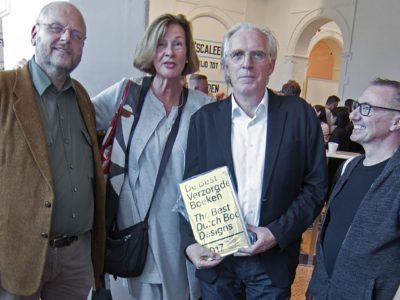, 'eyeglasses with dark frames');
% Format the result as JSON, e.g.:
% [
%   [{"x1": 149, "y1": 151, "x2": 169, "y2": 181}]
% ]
[
  {"x1": 351, "y1": 100, "x2": 400, "y2": 117},
  {"x1": 37, "y1": 23, "x2": 86, "y2": 42}
]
